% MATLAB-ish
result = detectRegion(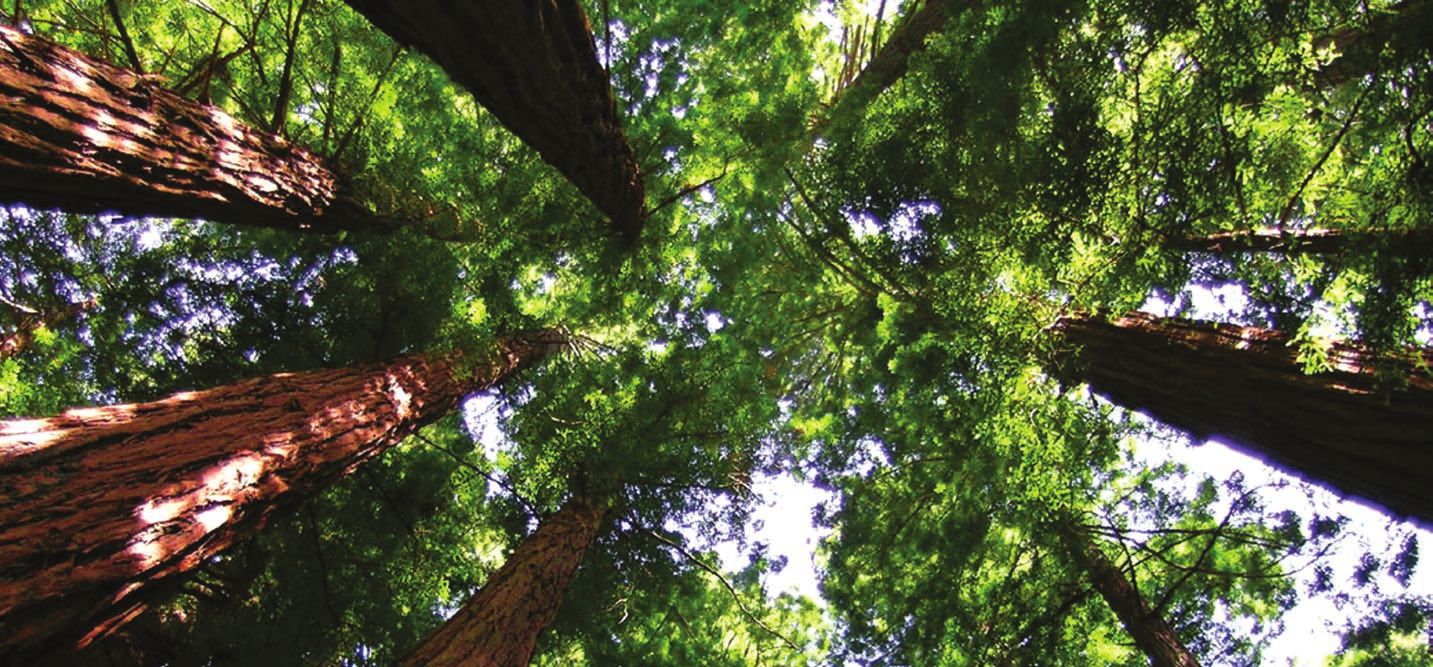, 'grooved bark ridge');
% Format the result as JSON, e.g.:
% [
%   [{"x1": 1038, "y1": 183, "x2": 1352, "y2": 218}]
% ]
[
  {"x1": 399, "y1": 496, "x2": 604, "y2": 667},
  {"x1": 0, "y1": 330, "x2": 567, "y2": 660},
  {"x1": 340, "y1": 0, "x2": 648, "y2": 241},
  {"x1": 1054, "y1": 310, "x2": 1433, "y2": 523},
  {"x1": 0, "y1": 24, "x2": 387, "y2": 233}
]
